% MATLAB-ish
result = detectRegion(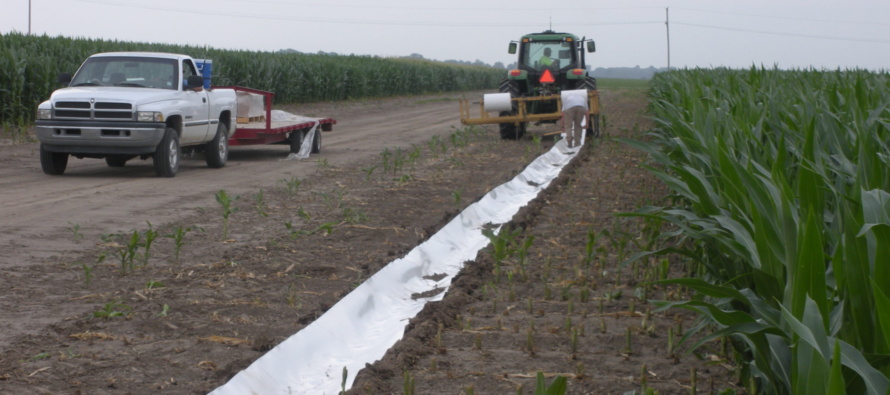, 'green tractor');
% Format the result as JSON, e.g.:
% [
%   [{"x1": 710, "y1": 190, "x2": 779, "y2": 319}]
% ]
[{"x1": 460, "y1": 30, "x2": 600, "y2": 140}]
